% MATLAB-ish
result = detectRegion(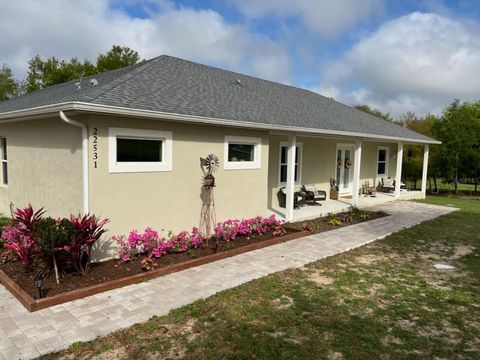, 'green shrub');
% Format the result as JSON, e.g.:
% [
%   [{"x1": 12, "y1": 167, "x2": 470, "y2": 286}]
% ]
[
  {"x1": 347, "y1": 205, "x2": 360, "y2": 217},
  {"x1": 0, "y1": 217, "x2": 11, "y2": 229},
  {"x1": 33, "y1": 217, "x2": 75, "y2": 255}
]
